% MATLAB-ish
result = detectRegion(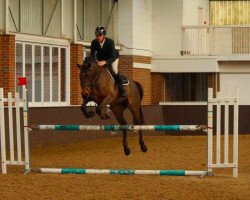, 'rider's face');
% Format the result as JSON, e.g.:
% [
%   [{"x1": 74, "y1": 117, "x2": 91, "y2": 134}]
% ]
[{"x1": 96, "y1": 34, "x2": 105, "y2": 43}]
